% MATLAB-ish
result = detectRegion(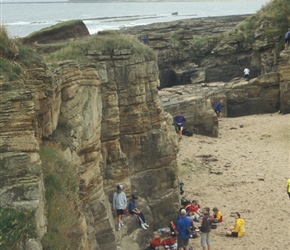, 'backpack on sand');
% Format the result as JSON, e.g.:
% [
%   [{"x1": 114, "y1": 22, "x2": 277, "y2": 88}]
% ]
[
  {"x1": 182, "y1": 127, "x2": 193, "y2": 137},
  {"x1": 161, "y1": 237, "x2": 176, "y2": 246},
  {"x1": 150, "y1": 237, "x2": 161, "y2": 248}
]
